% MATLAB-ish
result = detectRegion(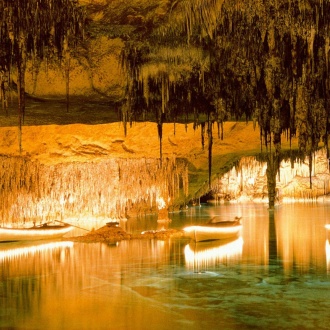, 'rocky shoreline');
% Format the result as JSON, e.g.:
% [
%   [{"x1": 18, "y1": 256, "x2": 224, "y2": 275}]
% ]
[{"x1": 71, "y1": 224, "x2": 186, "y2": 244}]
